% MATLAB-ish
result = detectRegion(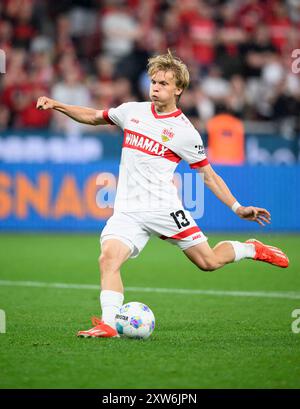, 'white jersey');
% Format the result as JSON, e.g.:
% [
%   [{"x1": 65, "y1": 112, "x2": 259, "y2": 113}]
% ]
[{"x1": 103, "y1": 101, "x2": 208, "y2": 212}]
